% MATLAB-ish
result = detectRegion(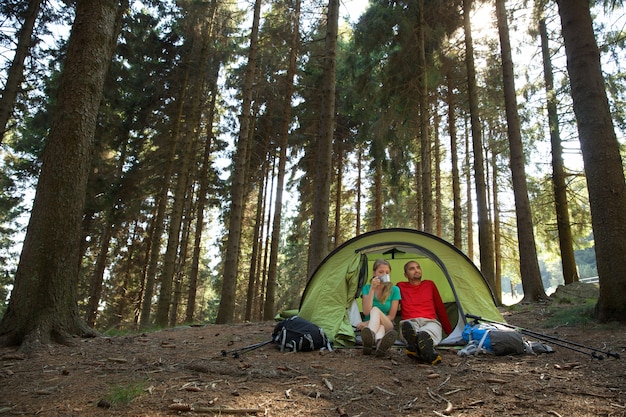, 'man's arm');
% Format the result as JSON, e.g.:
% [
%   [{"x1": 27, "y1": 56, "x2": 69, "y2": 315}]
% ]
[{"x1": 431, "y1": 284, "x2": 453, "y2": 334}]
